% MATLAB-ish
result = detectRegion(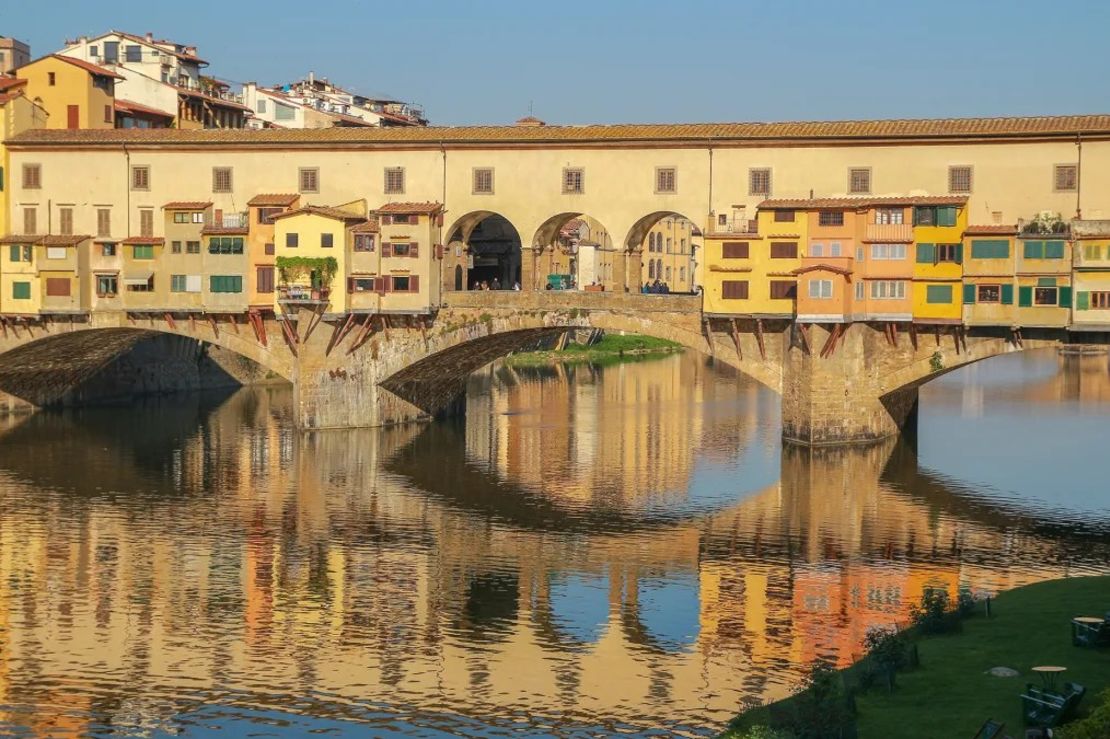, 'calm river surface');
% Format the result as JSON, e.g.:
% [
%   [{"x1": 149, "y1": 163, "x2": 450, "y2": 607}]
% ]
[{"x1": 1, "y1": 349, "x2": 1109, "y2": 737}]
